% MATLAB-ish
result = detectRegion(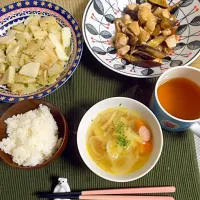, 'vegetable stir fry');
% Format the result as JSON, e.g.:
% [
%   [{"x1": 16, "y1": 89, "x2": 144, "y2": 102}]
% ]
[
  {"x1": 0, "y1": 15, "x2": 72, "y2": 94},
  {"x1": 114, "y1": 1, "x2": 180, "y2": 67}
]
